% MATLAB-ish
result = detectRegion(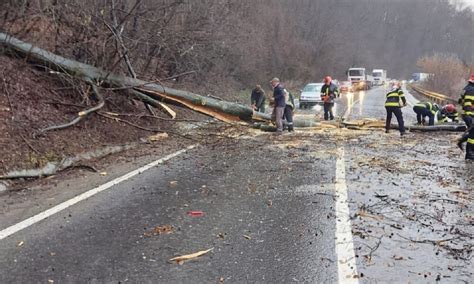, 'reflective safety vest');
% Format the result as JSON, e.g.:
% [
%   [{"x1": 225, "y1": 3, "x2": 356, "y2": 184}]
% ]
[
  {"x1": 460, "y1": 84, "x2": 474, "y2": 116},
  {"x1": 285, "y1": 90, "x2": 295, "y2": 109},
  {"x1": 415, "y1": 102, "x2": 437, "y2": 115},
  {"x1": 385, "y1": 89, "x2": 406, "y2": 107},
  {"x1": 461, "y1": 95, "x2": 474, "y2": 116}
]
